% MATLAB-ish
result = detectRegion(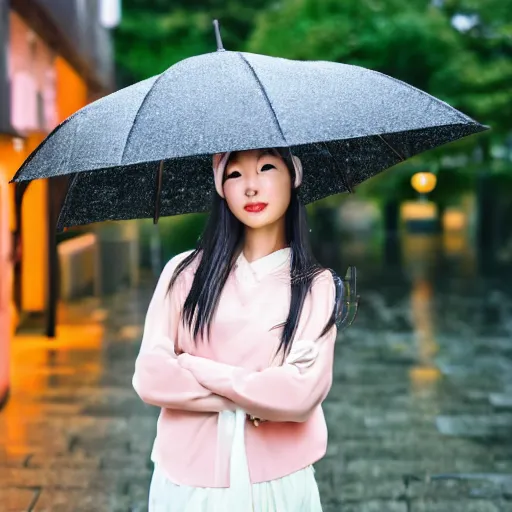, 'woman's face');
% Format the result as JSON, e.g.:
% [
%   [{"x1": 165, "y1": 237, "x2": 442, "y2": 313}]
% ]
[{"x1": 222, "y1": 149, "x2": 292, "y2": 229}]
